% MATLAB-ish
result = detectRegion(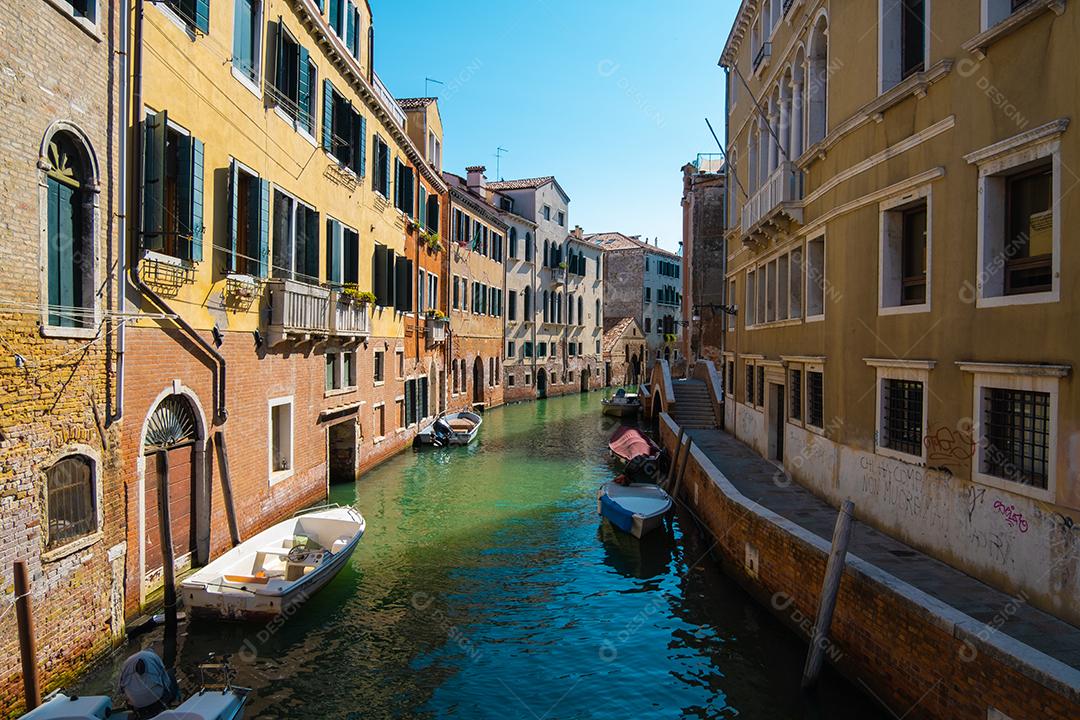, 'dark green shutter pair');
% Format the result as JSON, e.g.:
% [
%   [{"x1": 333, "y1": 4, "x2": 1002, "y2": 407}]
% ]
[
  {"x1": 142, "y1": 111, "x2": 203, "y2": 262},
  {"x1": 46, "y1": 176, "x2": 83, "y2": 327},
  {"x1": 322, "y1": 79, "x2": 334, "y2": 152}
]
